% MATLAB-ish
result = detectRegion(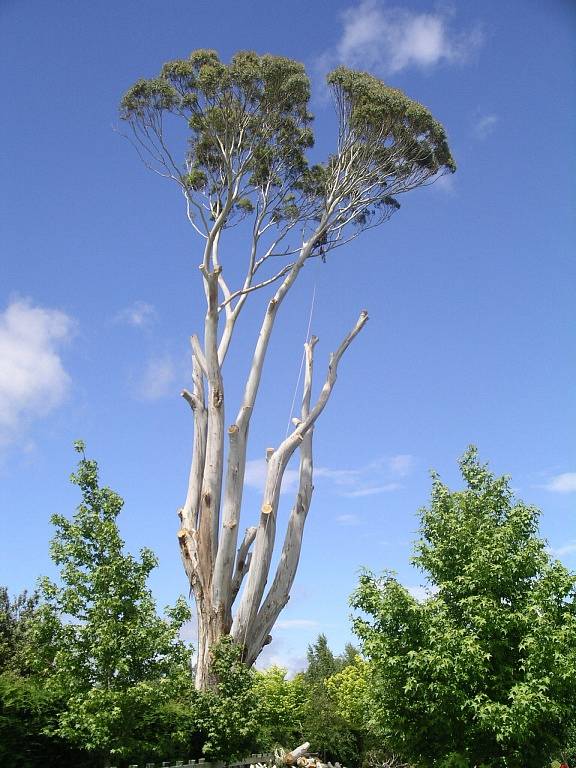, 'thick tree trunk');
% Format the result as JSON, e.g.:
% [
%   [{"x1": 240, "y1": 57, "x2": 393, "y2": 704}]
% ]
[{"x1": 194, "y1": 599, "x2": 230, "y2": 690}]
